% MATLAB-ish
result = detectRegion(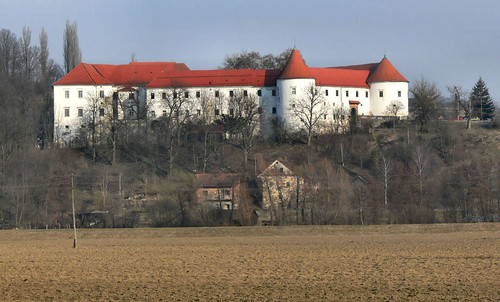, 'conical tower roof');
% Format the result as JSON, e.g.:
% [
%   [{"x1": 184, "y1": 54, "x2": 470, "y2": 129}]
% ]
[
  {"x1": 279, "y1": 49, "x2": 314, "y2": 79},
  {"x1": 367, "y1": 57, "x2": 408, "y2": 83}
]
